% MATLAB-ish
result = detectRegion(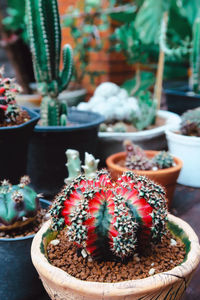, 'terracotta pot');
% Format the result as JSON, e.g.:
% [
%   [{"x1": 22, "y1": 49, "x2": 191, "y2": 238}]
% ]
[
  {"x1": 106, "y1": 151, "x2": 183, "y2": 208},
  {"x1": 31, "y1": 215, "x2": 200, "y2": 300}
]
